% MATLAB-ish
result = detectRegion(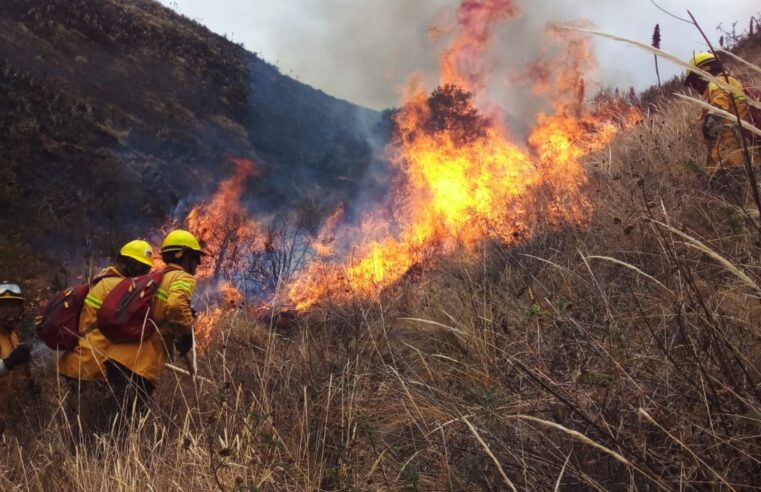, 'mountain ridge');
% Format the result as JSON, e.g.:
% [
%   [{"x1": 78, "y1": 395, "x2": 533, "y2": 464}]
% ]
[{"x1": 0, "y1": 0, "x2": 382, "y2": 280}]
